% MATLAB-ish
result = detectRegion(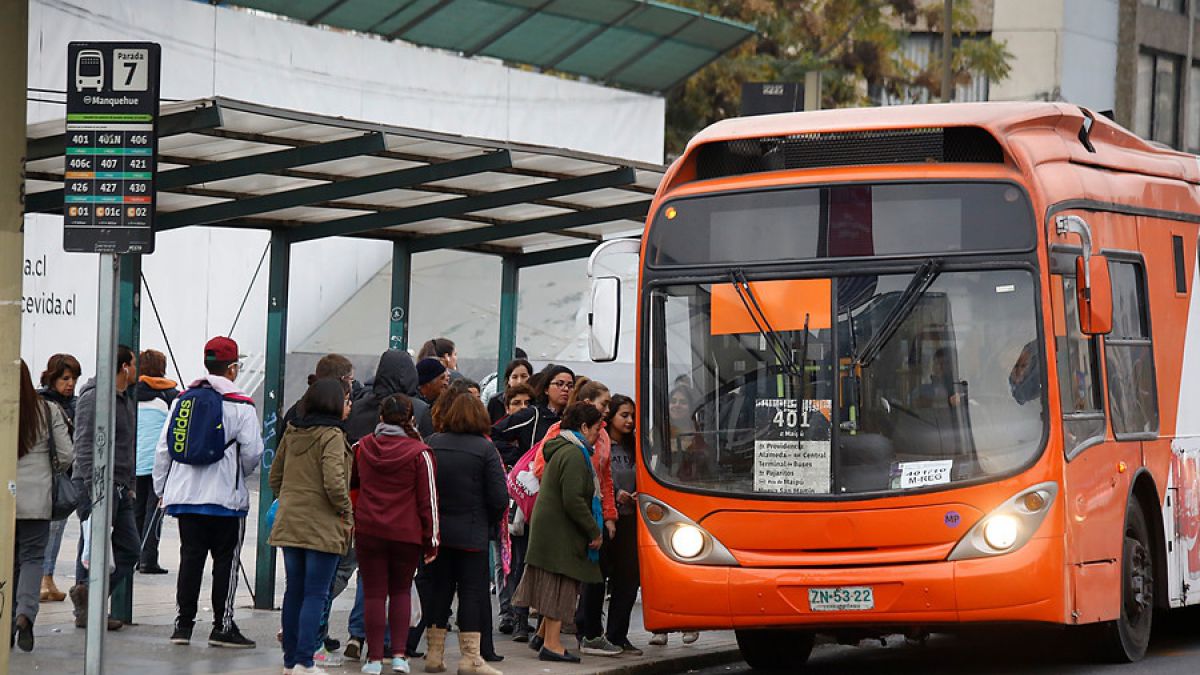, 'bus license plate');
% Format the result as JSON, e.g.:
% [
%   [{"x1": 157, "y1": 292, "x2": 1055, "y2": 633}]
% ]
[{"x1": 808, "y1": 586, "x2": 874, "y2": 611}]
